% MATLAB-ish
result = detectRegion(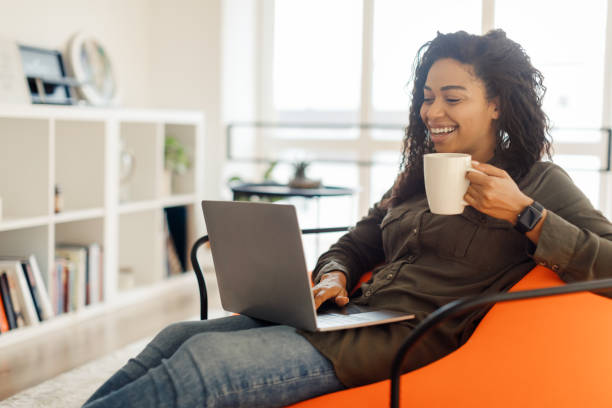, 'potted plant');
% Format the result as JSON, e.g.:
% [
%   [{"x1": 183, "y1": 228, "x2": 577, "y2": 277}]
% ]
[
  {"x1": 288, "y1": 161, "x2": 321, "y2": 189},
  {"x1": 164, "y1": 135, "x2": 191, "y2": 195}
]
